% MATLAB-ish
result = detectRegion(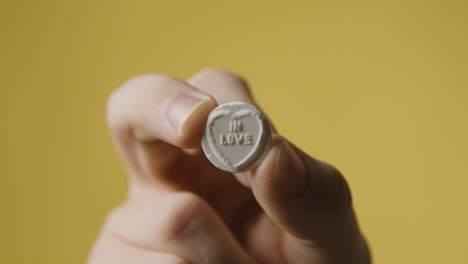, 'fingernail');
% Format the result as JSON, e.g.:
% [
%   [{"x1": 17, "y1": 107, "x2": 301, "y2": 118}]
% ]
[
  {"x1": 273, "y1": 140, "x2": 307, "y2": 195},
  {"x1": 168, "y1": 94, "x2": 210, "y2": 133}
]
